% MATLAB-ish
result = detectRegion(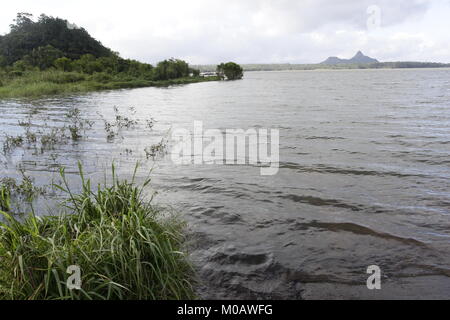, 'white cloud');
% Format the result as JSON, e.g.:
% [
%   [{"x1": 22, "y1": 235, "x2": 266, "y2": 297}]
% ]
[{"x1": 1, "y1": 0, "x2": 449, "y2": 64}]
